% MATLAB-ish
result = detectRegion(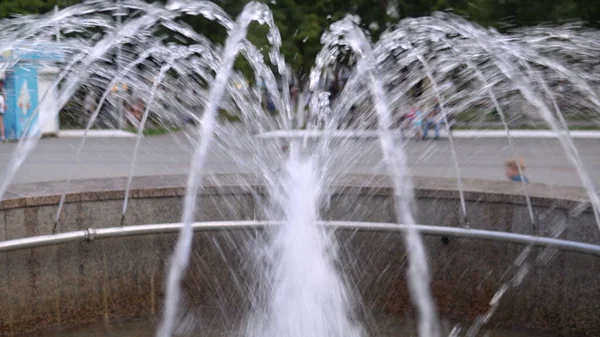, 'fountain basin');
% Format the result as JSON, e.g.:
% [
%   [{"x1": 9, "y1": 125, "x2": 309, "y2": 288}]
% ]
[{"x1": 0, "y1": 174, "x2": 598, "y2": 336}]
